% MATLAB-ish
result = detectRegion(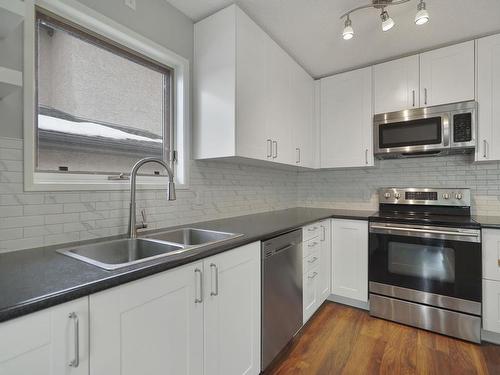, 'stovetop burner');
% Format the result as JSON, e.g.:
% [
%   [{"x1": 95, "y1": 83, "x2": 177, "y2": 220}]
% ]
[{"x1": 369, "y1": 187, "x2": 480, "y2": 229}]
